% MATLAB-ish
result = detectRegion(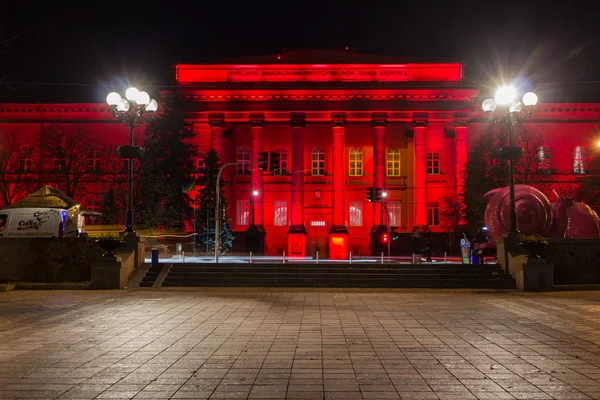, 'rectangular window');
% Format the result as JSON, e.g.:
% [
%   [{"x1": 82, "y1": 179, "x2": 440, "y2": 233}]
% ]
[
  {"x1": 386, "y1": 150, "x2": 401, "y2": 176},
  {"x1": 273, "y1": 201, "x2": 288, "y2": 226},
  {"x1": 574, "y1": 146, "x2": 586, "y2": 174},
  {"x1": 388, "y1": 201, "x2": 401, "y2": 227},
  {"x1": 349, "y1": 201, "x2": 363, "y2": 226},
  {"x1": 53, "y1": 158, "x2": 62, "y2": 172},
  {"x1": 88, "y1": 151, "x2": 102, "y2": 172},
  {"x1": 236, "y1": 200, "x2": 250, "y2": 226},
  {"x1": 311, "y1": 152, "x2": 325, "y2": 176},
  {"x1": 311, "y1": 220, "x2": 326, "y2": 227},
  {"x1": 426, "y1": 152, "x2": 440, "y2": 174},
  {"x1": 275, "y1": 152, "x2": 289, "y2": 175},
  {"x1": 197, "y1": 151, "x2": 206, "y2": 173},
  {"x1": 428, "y1": 204, "x2": 440, "y2": 227},
  {"x1": 349, "y1": 150, "x2": 363, "y2": 176}
]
